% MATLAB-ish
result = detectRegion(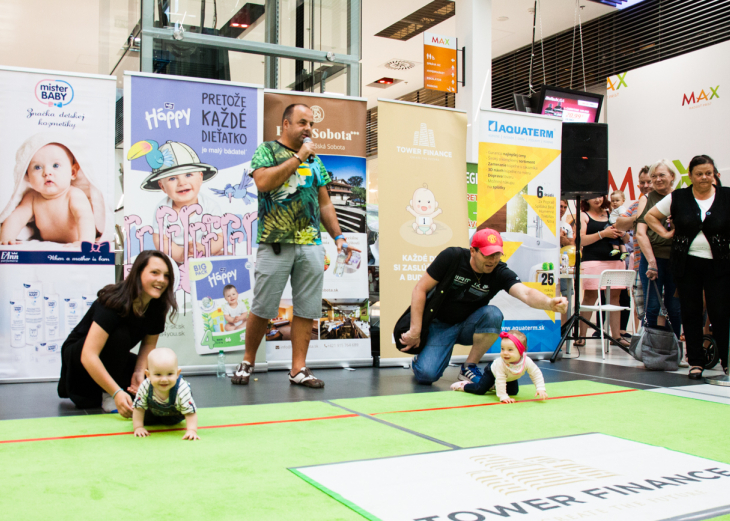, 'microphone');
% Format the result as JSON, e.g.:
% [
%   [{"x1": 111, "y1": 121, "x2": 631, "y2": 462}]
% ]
[{"x1": 303, "y1": 137, "x2": 315, "y2": 163}]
